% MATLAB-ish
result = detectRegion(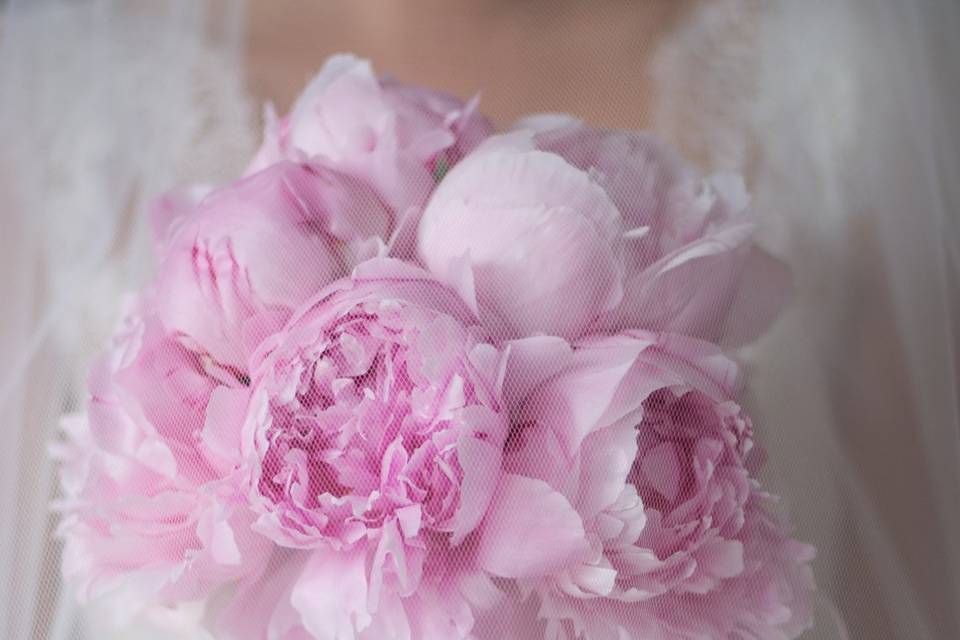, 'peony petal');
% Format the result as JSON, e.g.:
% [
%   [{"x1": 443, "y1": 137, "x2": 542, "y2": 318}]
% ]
[
  {"x1": 291, "y1": 548, "x2": 372, "y2": 640},
  {"x1": 576, "y1": 422, "x2": 639, "y2": 520},
  {"x1": 562, "y1": 562, "x2": 618, "y2": 597},
  {"x1": 697, "y1": 538, "x2": 745, "y2": 580},
  {"x1": 641, "y1": 441, "x2": 682, "y2": 503},
  {"x1": 521, "y1": 346, "x2": 642, "y2": 458},
  {"x1": 201, "y1": 386, "x2": 249, "y2": 474},
  {"x1": 720, "y1": 245, "x2": 794, "y2": 347},
  {"x1": 451, "y1": 407, "x2": 505, "y2": 544},
  {"x1": 501, "y1": 335, "x2": 574, "y2": 411},
  {"x1": 369, "y1": 518, "x2": 423, "y2": 606},
  {"x1": 196, "y1": 508, "x2": 242, "y2": 566},
  {"x1": 395, "y1": 504, "x2": 422, "y2": 539},
  {"x1": 418, "y1": 134, "x2": 624, "y2": 340},
  {"x1": 477, "y1": 474, "x2": 589, "y2": 578},
  {"x1": 148, "y1": 184, "x2": 210, "y2": 255},
  {"x1": 213, "y1": 551, "x2": 307, "y2": 640}
]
